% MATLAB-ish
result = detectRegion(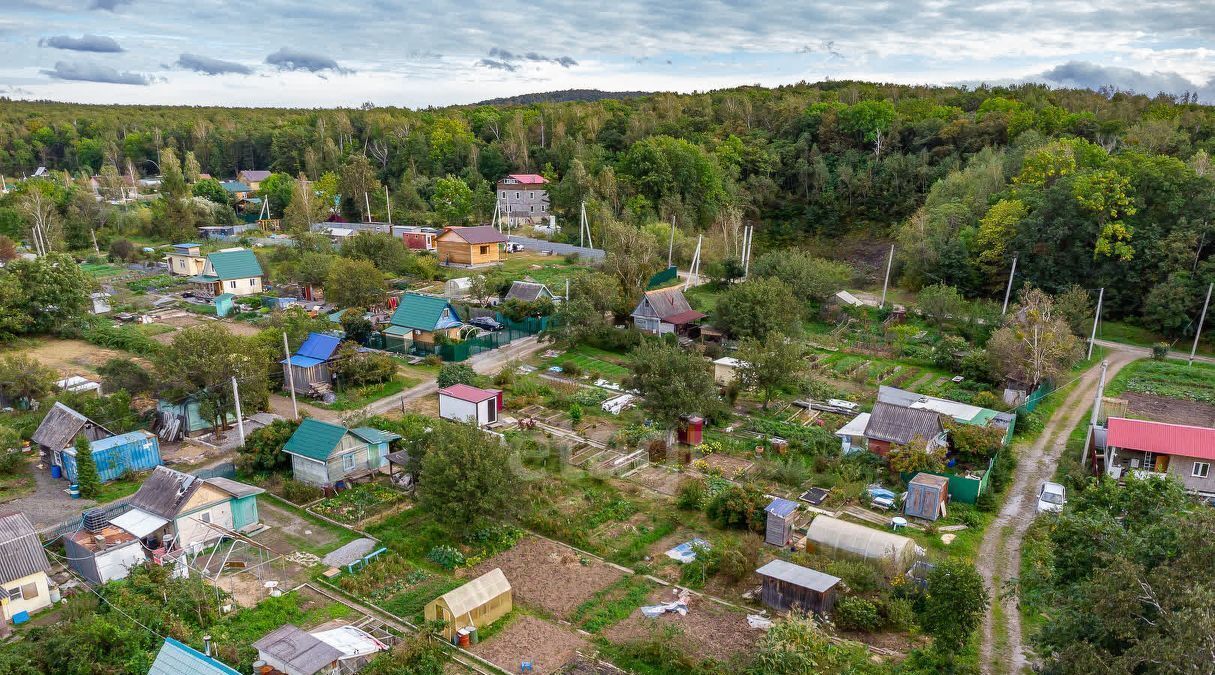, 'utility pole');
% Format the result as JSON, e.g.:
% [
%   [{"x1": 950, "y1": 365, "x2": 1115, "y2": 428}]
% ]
[
  {"x1": 90, "y1": 229, "x2": 100, "y2": 254},
  {"x1": 1087, "y1": 287, "x2": 1104, "y2": 360},
  {"x1": 1081, "y1": 359, "x2": 1109, "y2": 469},
  {"x1": 742, "y1": 225, "x2": 754, "y2": 279},
  {"x1": 667, "y1": 215, "x2": 675, "y2": 268},
  {"x1": 579, "y1": 201, "x2": 585, "y2": 248},
  {"x1": 564, "y1": 278, "x2": 569, "y2": 303},
  {"x1": 364, "y1": 192, "x2": 372, "y2": 223},
  {"x1": 282, "y1": 332, "x2": 298, "y2": 420},
  {"x1": 684, "y1": 235, "x2": 703, "y2": 290},
  {"x1": 1191, "y1": 282, "x2": 1214, "y2": 366},
  {"x1": 231, "y1": 377, "x2": 246, "y2": 447},
  {"x1": 880, "y1": 244, "x2": 894, "y2": 310},
  {"x1": 1002, "y1": 254, "x2": 1019, "y2": 315},
  {"x1": 385, "y1": 185, "x2": 392, "y2": 224}
]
